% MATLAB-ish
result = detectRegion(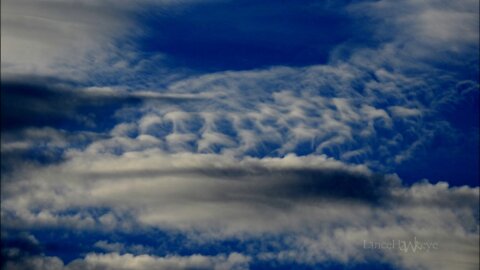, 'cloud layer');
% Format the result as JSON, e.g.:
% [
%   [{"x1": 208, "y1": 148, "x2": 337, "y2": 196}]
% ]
[
  {"x1": 1, "y1": 0, "x2": 478, "y2": 270},
  {"x1": 2, "y1": 152, "x2": 479, "y2": 269}
]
